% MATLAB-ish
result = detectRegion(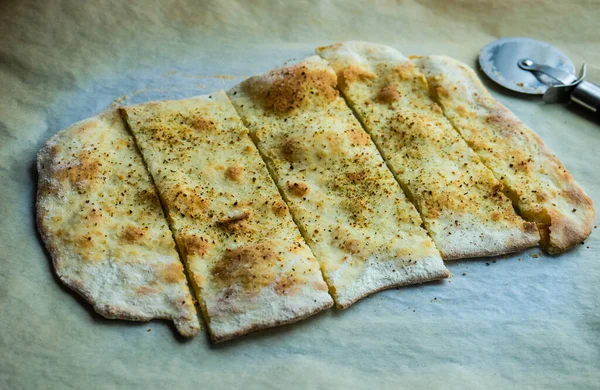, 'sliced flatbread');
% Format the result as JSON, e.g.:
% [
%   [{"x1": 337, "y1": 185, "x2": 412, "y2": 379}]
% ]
[
  {"x1": 415, "y1": 55, "x2": 594, "y2": 254},
  {"x1": 36, "y1": 109, "x2": 199, "y2": 337},
  {"x1": 228, "y1": 56, "x2": 449, "y2": 309},
  {"x1": 317, "y1": 41, "x2": 540, "y2": 260},
  {"x1": 121, "y1": 92, "x2": 333, "y2": 343}
]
